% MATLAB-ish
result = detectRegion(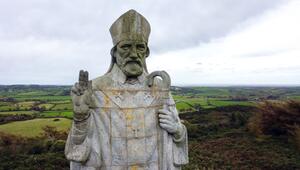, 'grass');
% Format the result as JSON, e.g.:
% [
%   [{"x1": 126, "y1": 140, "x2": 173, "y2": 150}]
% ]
[
  {"x1": 18, "y1": 101, "x2": 35, "y2": 110},
  {"x1": 52, "y1": 103, "x2": 72, "y2": 110},
  {"x1": 16, "y1": 91, "x2": 50, "y2": 96},
  {"x1": 173, "y1": 95, "x2": 254, "y2": 111},
  {"x1": 50, "y1": 100, "x2": 71, "y2": 104},
  {"x1": 185, "y1": 133, "x2": 300, "y2": 169},
  {"x1": 40, "y1": 111, "x2": 73, "y2": 118},
  {"x1": 0, "y1": 105, "x2": 16, "y2": 111},
  {"x1": 210, "y1": 100, "x2": 255, "y2": 107},
  {"x1": 289, "y1": 96, "x2": 300, "y2": 100},
  {"x1": 38, "y1": 103, "x2": 54, "y2": 110},
  {"x1": 14, "y1": 96, "x2": 71, "y2": 102},
  {"x1": 0, "y1": 118, "x2": 72, "y2": 137},
  {"x1": 17, "y1": 101, "x2": 35, "y2": 106},
  {"x1": 191, "y1": 86, "x2": 231, "y2": 96},
  {"x1": 0, "y1": 102, "x2": 8, "y2": 107}
]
